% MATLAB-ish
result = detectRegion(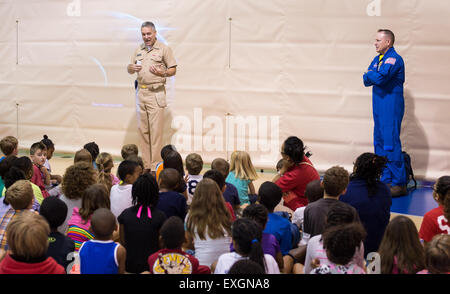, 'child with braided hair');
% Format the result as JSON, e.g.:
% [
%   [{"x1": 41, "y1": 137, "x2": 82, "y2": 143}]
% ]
[
  {"x1": 341, "y1": 152, "x2": 391, "y2": 256},
  {"x1": 118, "y1": 173, "x2": 166, "y2": 273},
  {"x1": 96, "y1": 152, "x2": 119, "y2": 193}
]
